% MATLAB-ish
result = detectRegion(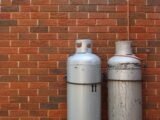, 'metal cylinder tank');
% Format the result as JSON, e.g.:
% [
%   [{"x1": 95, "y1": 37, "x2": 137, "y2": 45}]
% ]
[
  {"x1": 67, "y1": 39, "x2": 101, "y2": 120},
  {"x1": 107, "y1": 41, "x2": 142, "y2": 120}
]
